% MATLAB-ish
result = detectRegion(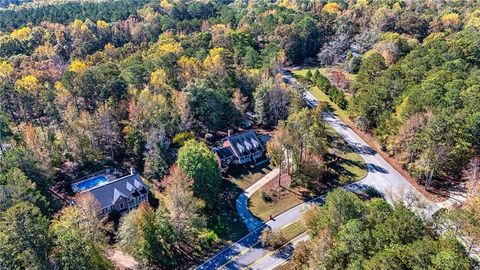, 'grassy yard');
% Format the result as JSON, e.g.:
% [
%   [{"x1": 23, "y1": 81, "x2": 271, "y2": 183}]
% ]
[
  {"x1": 208, "y1": 162, "x2": 273, "y2": 242},
  {"x1": 282, "y1": 220, "x2": 306, "y2": 241},
  {"x1": 326, "y1": 125, "x2": 367, "y2": 185},
  {"x1": 228, "y1": 163, "x2": 273, "y2": 190},
  {"x1": 293, "y1": 67, "x2": 328, "y2": 78},
  {"x1": 249, "y1": 188, "x2": 303, "y2": 221}
]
